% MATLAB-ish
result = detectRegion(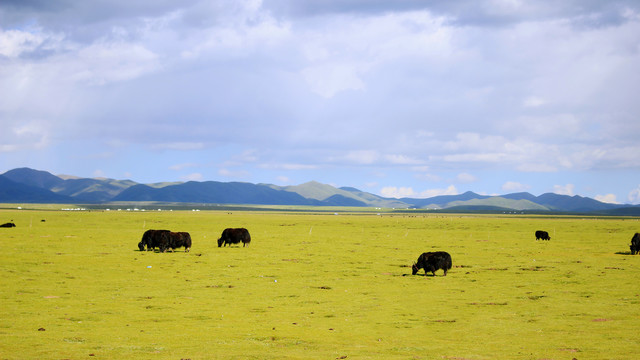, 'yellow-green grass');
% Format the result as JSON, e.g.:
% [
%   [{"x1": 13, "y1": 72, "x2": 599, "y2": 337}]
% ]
[{"x1": 1, "y1": 209, "x2": 639, "y2": 359}]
